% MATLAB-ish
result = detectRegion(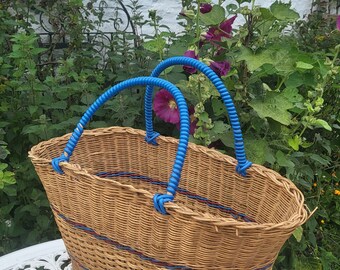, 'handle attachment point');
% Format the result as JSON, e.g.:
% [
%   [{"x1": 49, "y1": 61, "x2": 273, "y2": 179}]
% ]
[
  {"x1": 145, "y1": 131, "x2": 160, "y2": 145},
  {"x1": 153, "y1": 193, "x2": 174, "y2": 215},
  {"x1": 52, "y1": 154, "x2": 69, "y2": 174},
  {"x1": 236, "y1": 160, "x2": 252, "y2": 177}
]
